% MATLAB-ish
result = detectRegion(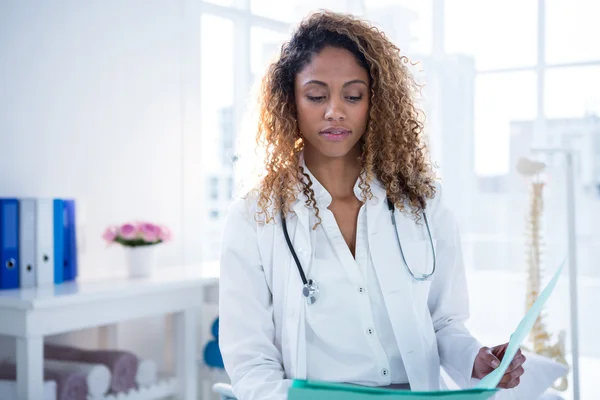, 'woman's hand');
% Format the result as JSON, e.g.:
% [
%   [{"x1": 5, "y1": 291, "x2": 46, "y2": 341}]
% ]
[{"x1": 472, "y1": 343, "x2": 526, "y2": 389}]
